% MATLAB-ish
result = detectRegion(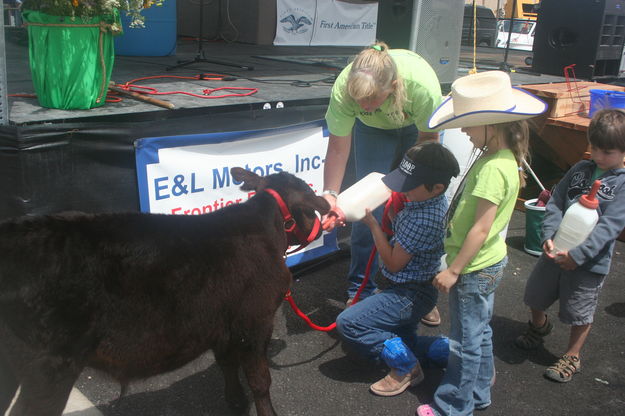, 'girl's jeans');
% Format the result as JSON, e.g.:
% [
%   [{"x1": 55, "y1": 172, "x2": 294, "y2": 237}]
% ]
[
  {"x1": 347, "y1": 119, "x2": 418, "y2": 299},
  {"x1": 336, "y1": 282, "x2": 437, "y2": 359},
  {"x1": 432, "y1": 257, "x2": 508, "y2": 416}
]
